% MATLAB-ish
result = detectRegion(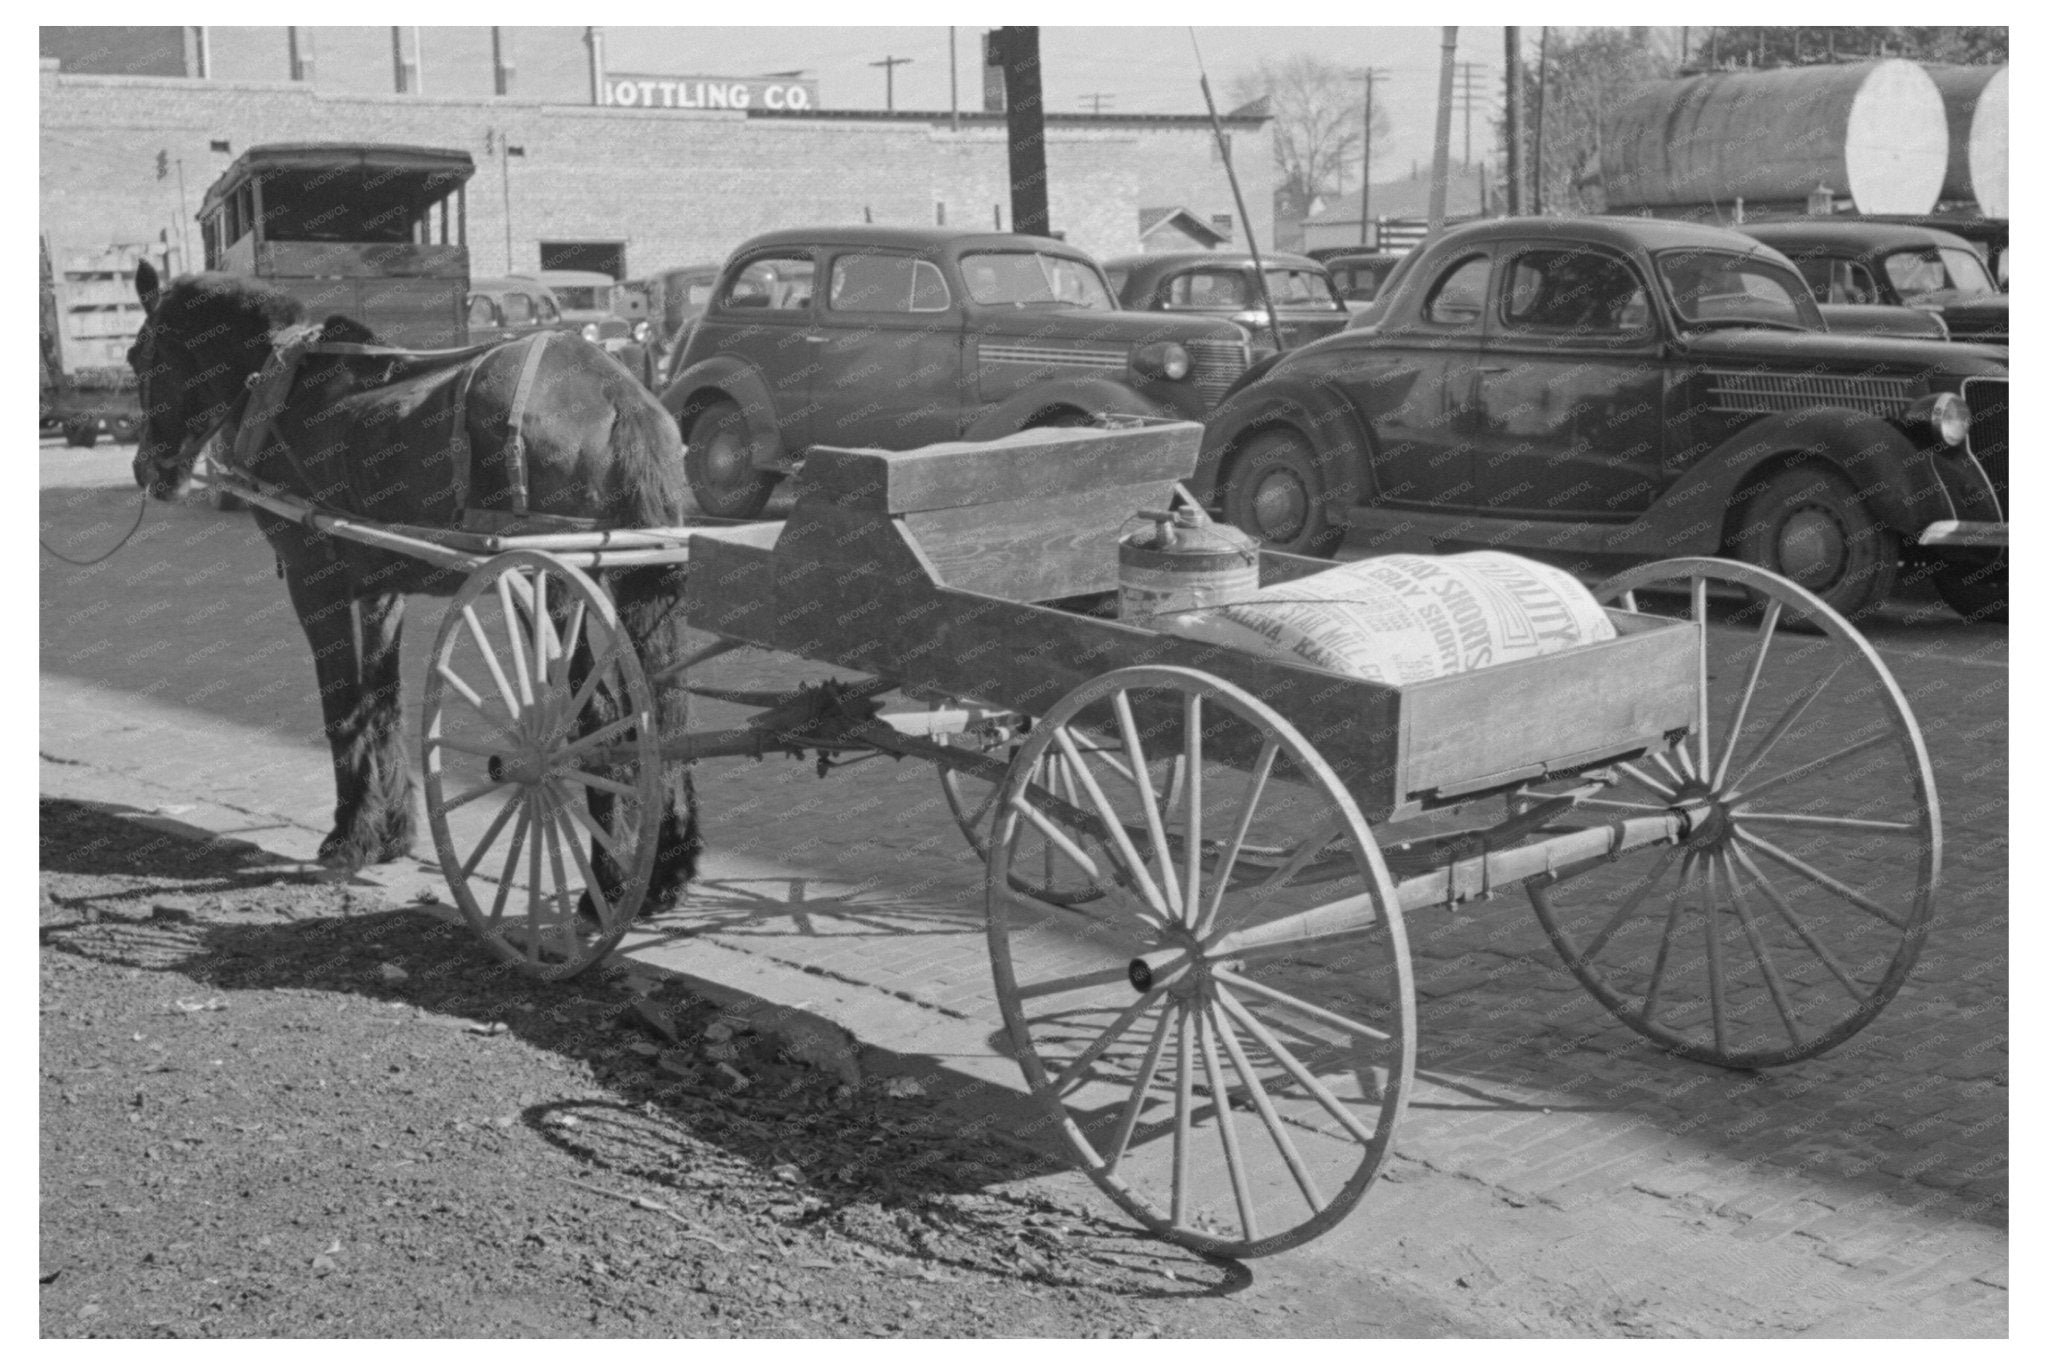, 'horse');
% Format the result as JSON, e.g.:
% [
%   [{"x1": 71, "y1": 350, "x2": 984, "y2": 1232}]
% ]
[{"x1": 126, "y1": 261, "x2": 700, "y2": 916}]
